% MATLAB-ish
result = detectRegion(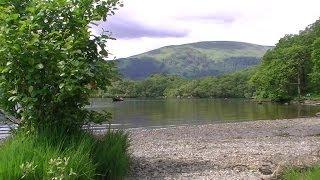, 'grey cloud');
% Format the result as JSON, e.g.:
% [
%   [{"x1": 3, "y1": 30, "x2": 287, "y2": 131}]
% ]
[{"x1": 94, "y1": 16, "x2": 189, "y2": 39}]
